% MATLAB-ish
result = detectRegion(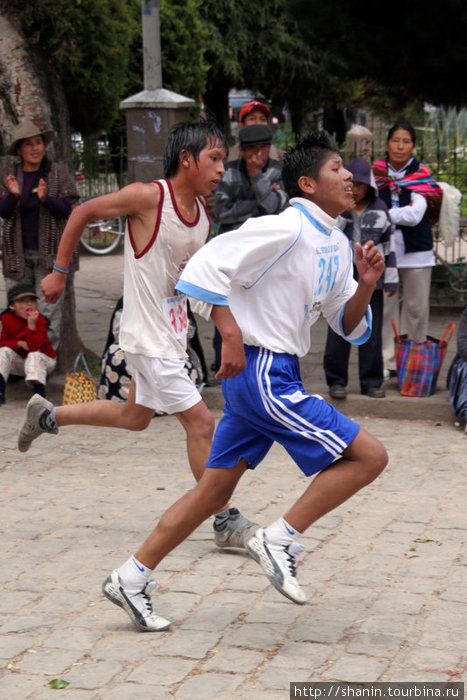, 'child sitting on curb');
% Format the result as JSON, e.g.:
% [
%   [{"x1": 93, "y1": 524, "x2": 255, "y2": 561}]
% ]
[{"x1": 0, "y1": 283, "x2": 56, "y2": 404}]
